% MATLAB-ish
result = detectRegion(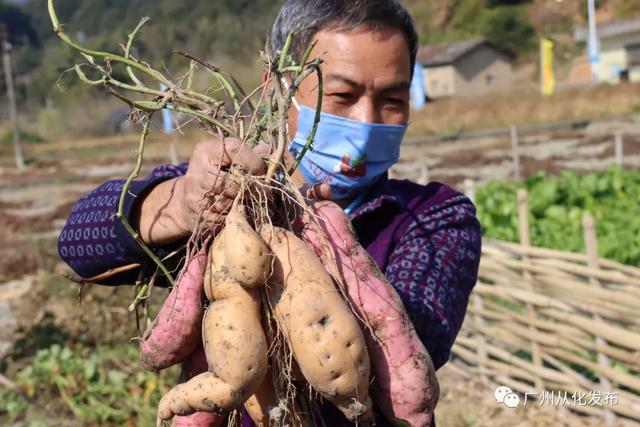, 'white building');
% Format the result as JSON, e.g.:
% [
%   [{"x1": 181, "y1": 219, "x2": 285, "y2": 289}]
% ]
[{"x1": 574, "y1": 18, "x2": 640, "y2": 83}]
